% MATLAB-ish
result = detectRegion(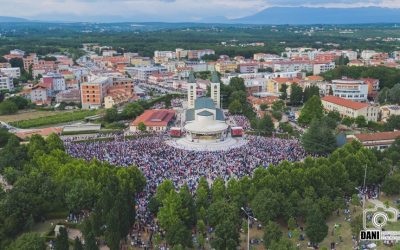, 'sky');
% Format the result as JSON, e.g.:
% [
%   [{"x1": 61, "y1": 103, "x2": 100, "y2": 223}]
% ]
[{"x1": 0, "y1": 0, "x2": 400, "y2": 22}]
